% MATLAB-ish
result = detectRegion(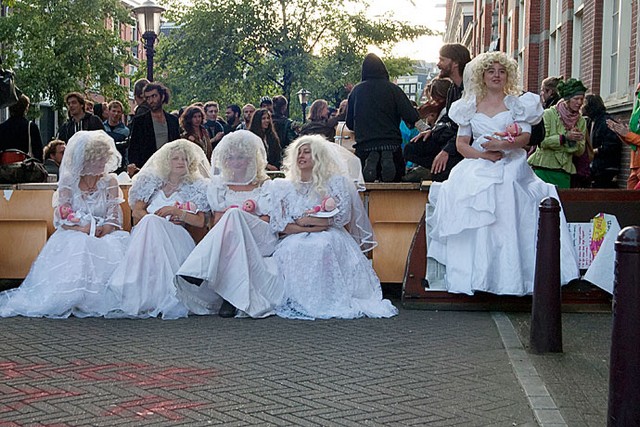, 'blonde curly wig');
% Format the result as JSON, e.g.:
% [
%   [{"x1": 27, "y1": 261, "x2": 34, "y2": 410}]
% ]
[
  {"x1": 283, "y1": 135, "x2": 342, "y2": 196},
  {"x1": 465, "y1": 51, "x2": 521, "y2": 100}
]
